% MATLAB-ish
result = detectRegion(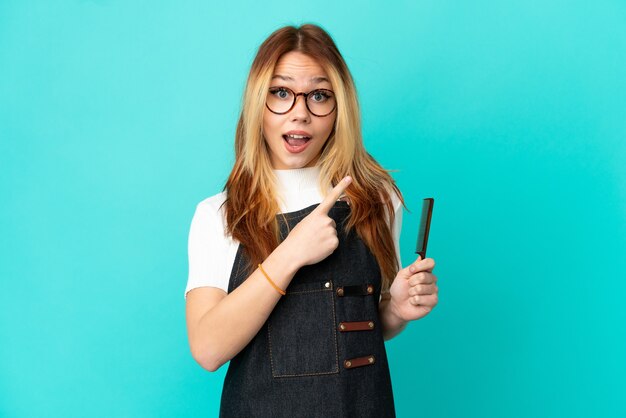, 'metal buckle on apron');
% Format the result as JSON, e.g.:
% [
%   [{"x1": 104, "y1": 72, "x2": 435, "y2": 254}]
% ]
[
  {"x1": 343, "y1": 355, "x2": 376, "y2": 369},
  {"x1": 336, "y1": 284, "x2": 374, "y2": 297},
  {"x1": 338, "y1": 321, "x2": 375, "y2": 332}
]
